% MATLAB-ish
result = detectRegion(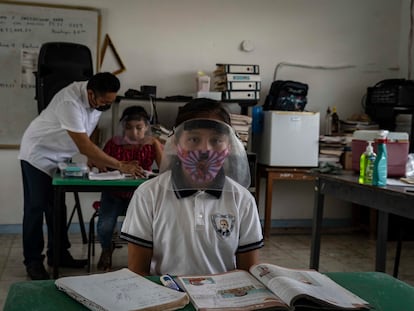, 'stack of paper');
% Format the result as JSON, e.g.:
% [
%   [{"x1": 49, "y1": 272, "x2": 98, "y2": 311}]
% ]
[
  {"x1": 318, "y1": 135, "x2": 348, "y2": 164},
  {"x1": 88, "y1": 171, "x2": 126, "y2": 180},
  {"x1": 230, "y1": 113, "x2": 252, "y2": 149}
]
